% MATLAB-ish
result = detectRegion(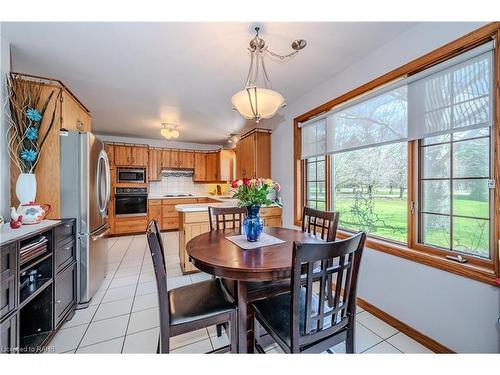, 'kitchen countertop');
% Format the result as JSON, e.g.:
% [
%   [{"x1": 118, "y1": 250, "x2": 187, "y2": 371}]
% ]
[
  {"x1": 148, "y1": 194, "x2": 232, "y2": 201},
  {"x1": 0, "y1": 219, "x2": 62, "y2": 246},
  {"x1": 175, "y1": 201, "x2": 239, "y2": 212}
]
